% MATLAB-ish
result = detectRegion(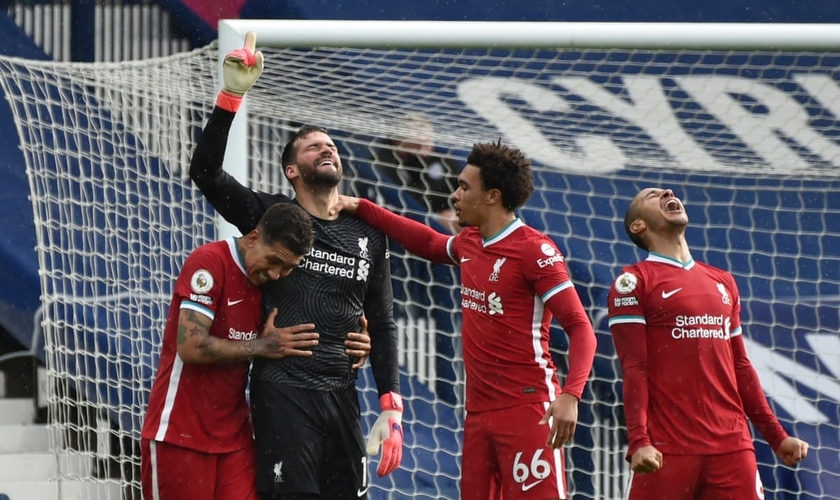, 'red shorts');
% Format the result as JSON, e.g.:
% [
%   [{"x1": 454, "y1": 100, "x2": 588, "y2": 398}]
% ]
[
  {"x1": 461, "y1": 403, "x2": 567, "y2": 500},
  {"x1": 140, "y1": 438, "x2": 257, "y2": 500},
  {"x1": 627, "y1": 449, "x2": 764, "y2": 500}
]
